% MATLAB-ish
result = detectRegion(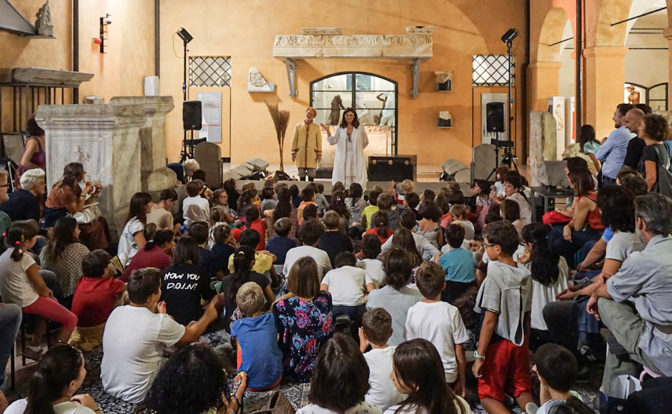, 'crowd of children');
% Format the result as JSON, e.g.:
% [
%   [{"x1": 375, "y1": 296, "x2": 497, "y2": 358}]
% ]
[{"x1": 0, "y1": 155, "x2": 670, "y2": 414}]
